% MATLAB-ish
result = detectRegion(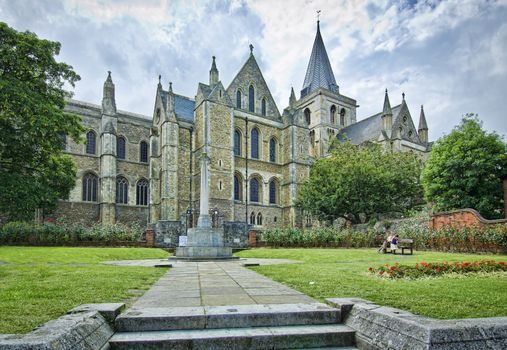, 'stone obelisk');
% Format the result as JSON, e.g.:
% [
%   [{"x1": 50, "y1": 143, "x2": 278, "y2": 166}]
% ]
[
  {"x1": 196, "y1": 154, "x2": 211, "y2": 228},
  {"x1": 173, "y1": 153, "x2": 236, "y2": 260}
]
